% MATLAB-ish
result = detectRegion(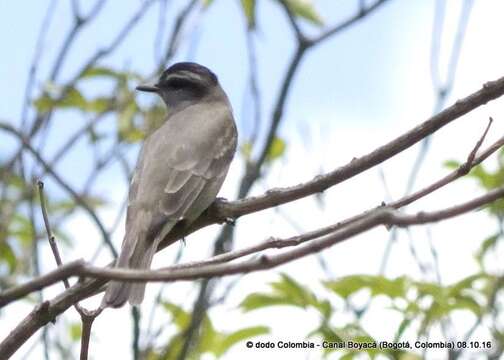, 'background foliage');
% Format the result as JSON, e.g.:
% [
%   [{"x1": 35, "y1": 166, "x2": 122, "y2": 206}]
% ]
[{"x1": 1, "y1": 0, "x2": 503, "y2": 359}]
